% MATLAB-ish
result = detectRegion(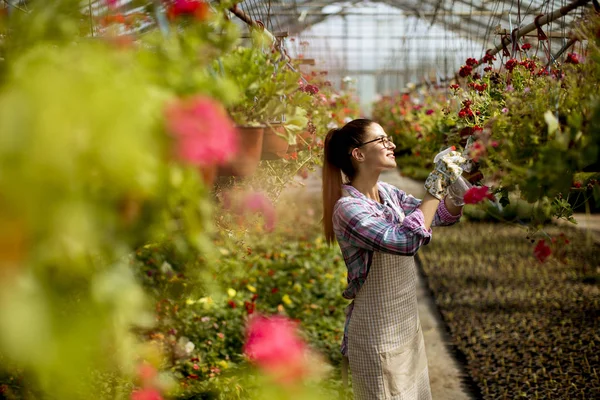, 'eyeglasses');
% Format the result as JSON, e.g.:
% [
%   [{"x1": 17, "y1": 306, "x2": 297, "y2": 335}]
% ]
[{"x1": 351, "y1": 136, "x2": 394, "y2": 153}]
